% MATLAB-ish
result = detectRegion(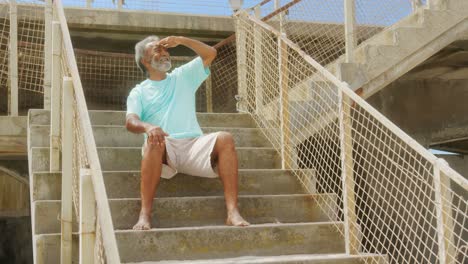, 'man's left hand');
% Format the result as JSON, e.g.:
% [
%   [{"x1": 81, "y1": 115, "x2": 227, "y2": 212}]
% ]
[{"x1": 158, "y1": 36, "x2": 181, "y2": 49}]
